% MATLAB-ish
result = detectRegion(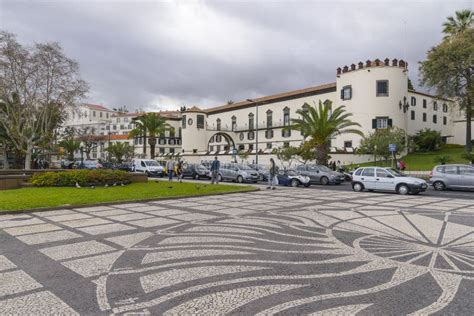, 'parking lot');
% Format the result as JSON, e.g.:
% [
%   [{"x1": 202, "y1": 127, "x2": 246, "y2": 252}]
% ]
[{"x1": 1, "y1": 188, "x2": 472, "y2": 314}]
